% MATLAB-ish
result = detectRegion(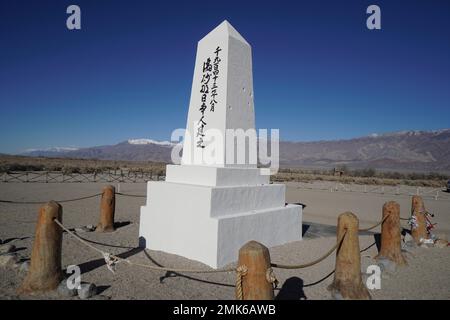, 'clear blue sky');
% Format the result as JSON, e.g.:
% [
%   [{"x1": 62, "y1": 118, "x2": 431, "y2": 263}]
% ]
[{"x1": 1, "y1": 0, "x2": 449, "y2": 154}]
